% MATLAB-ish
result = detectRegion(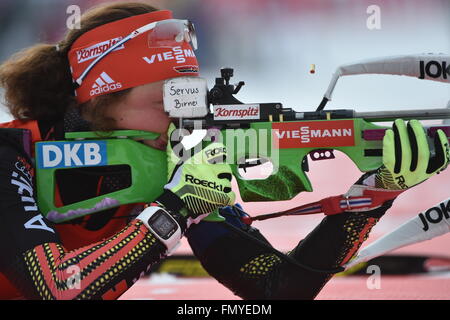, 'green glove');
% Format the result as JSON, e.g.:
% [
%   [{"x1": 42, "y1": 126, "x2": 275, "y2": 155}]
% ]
[
  {"x1": 375, "y1": 119, "x2": 449, "y2": 190},
  {"x1": 158, "y1": 124, "x2": 235, "y2": 224}
]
